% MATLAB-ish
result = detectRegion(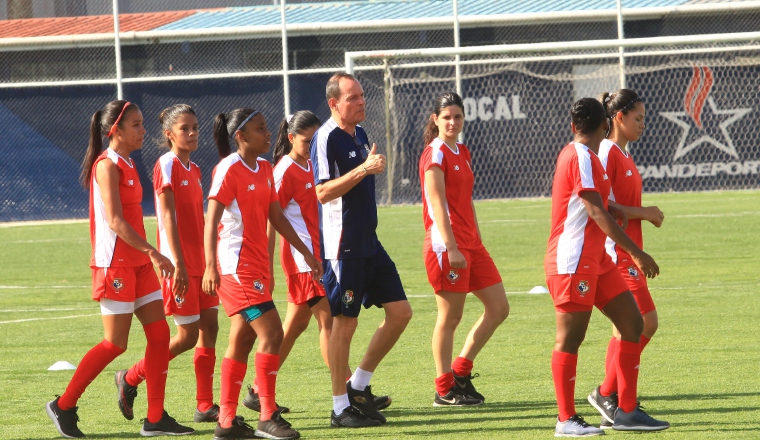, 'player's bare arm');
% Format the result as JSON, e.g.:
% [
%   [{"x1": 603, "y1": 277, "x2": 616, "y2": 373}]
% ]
[
  {"x1": 609, "y1": 200, "x2": 665, "y2": 227},
  {"x1": 315, "y1": 143, "x2": 385, "y2": 203},
  {"x1": 580, "y1": 190, "x2": 659, "y2": 278},
  {"x1": 424, "y1": 167, "x2": 466, "y2": 269},
  {"x1": 266, "y1": 221, "x2": 277, "y2": 292},
  {"x1": 202, "y1": 199, "x2": 224, "y2": 295},
  {"x1": 96, "y1": 159, "x2": 174, "y2": 279},
  {"x1": 268, "y1": 201, "x2": 324, "y2": 281},
  {"x1": 158, "y1": 187, "x2": 188, "y2": 296}
]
